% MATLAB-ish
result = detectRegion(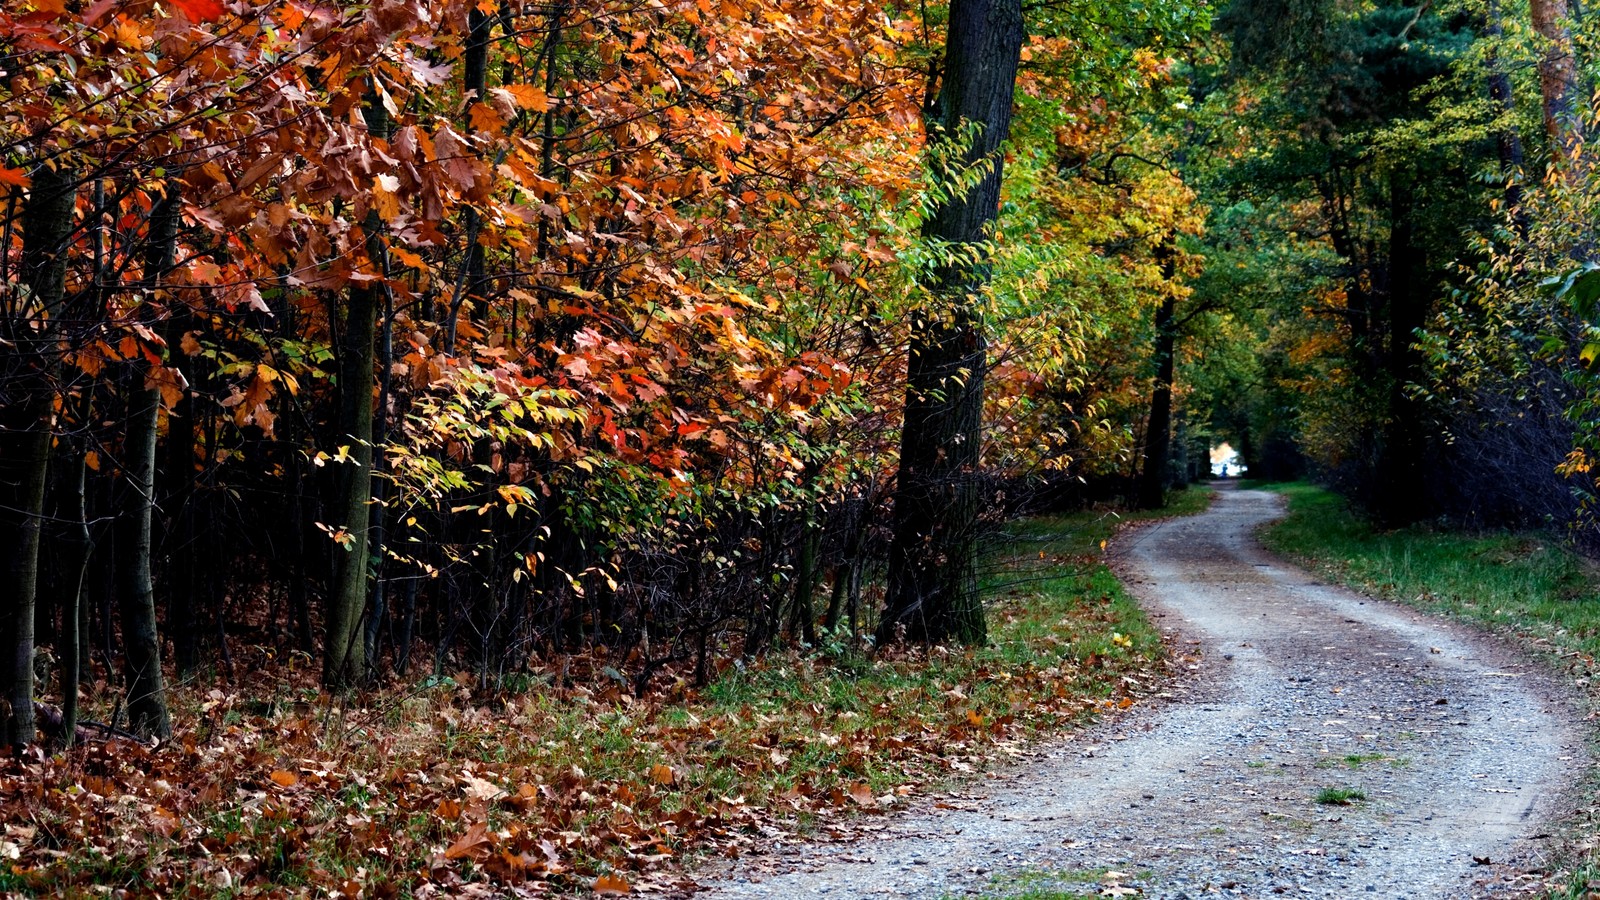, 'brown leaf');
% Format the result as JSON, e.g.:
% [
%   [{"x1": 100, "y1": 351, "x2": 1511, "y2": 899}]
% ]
[
  {"x1": 846, "y1": 783, "x2": 874, "y2": 807},
  {"x1": 444, "y1": 821, "x2": 492, "y2": 861},
  {"x1": 649, "y1": 763, "x2": 676, "y2": 785}
]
